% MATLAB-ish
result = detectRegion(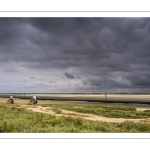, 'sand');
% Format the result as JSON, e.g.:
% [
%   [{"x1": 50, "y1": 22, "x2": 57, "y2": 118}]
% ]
[{"x1": 1, "y1": 97, "x2": 150, "y2": 123}]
